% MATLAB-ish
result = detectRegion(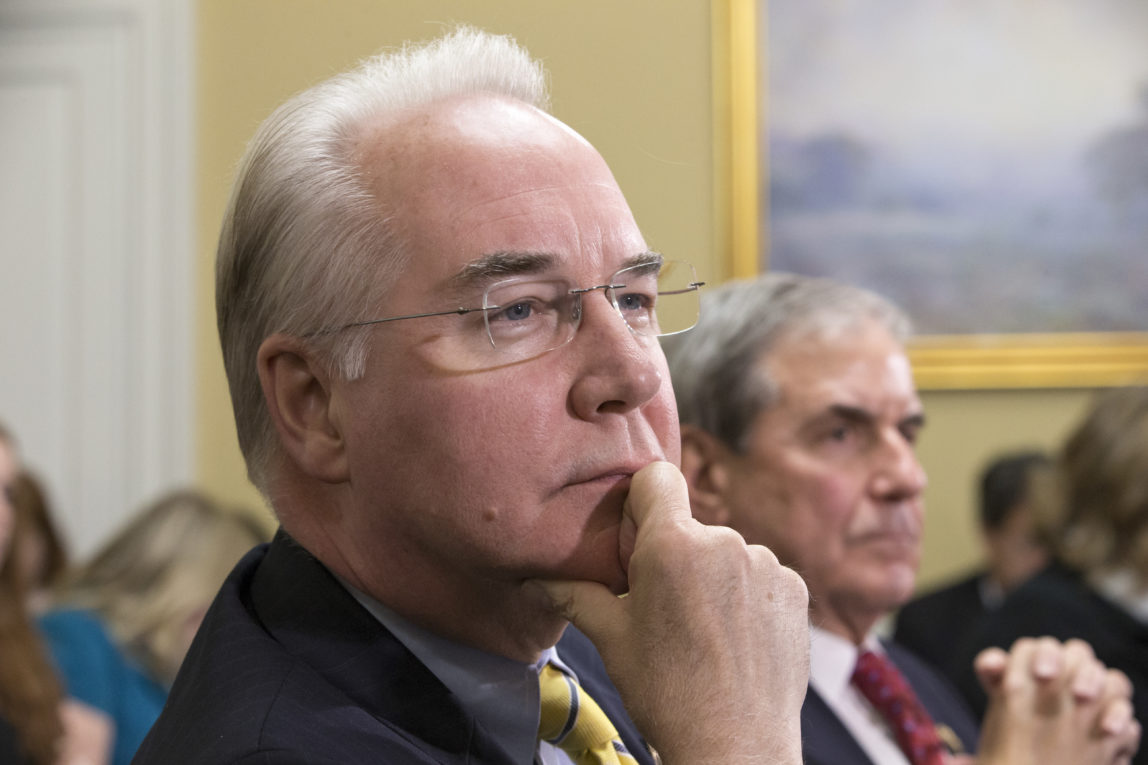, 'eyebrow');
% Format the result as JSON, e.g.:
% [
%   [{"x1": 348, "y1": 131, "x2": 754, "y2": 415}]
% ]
[
  {"x1": 619, "y1": 250, "x2": 665, "y2": 271},
  {"x1": 823, "y1": 404, "x2": 927, "y2": 432},
  {"x1": 449, "y1": 251, "x2": 556, "y2": 294},
  {"x1": 448, "y1": 249, "x2": 664, "y2": 295}
]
